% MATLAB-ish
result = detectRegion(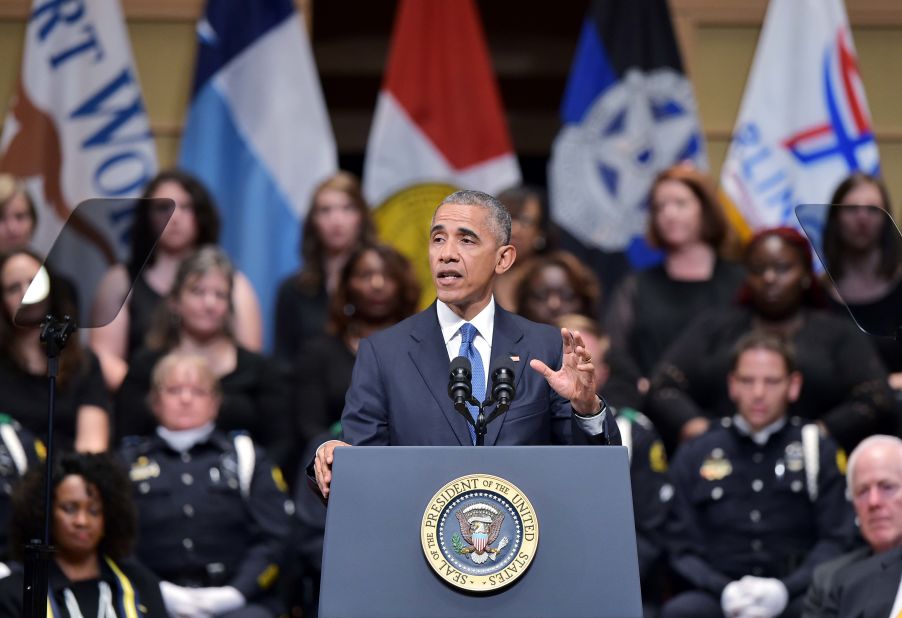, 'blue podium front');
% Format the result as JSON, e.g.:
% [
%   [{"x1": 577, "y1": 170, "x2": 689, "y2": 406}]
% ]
[{"x1": 319, "y1": 446, "x2": 642, "y2": 618}]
